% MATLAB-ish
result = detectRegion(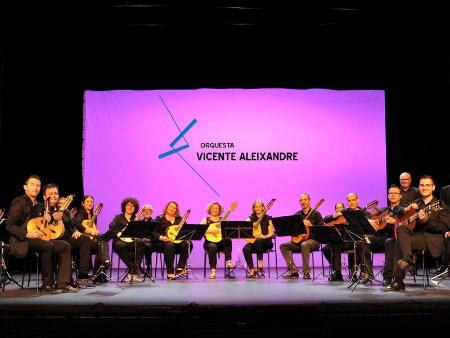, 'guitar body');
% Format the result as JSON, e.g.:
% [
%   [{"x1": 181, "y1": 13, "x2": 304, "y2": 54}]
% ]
[
  {"x1": 325, "y1": 216, "x2": 346, "y2": 226},
  {"x1": 246, "y1": 223, "x2": 262, "y2": 244},
  {"x1": 49, "y1": 221, "x2": 65, "y2": 240},
  {"x1": 370, "y1": 209, "x2": 390, "y2": 231},
  {"x1": 396, "y1": 208, "x2": 417, "y2": 232},
  {"x1": 82, "y1": 219, "x2": 98, "y2": 240},
  {"x1": 205, "y1": 222, "x2": 222, "y2": 243},
  {"x1": 27, "y1": 217, "x2": 51, "y2": 241},
  {"x1": 166, "y1": 225, "x2": 182, "y2": 244},
  {"x1": 292, "y1": 227, "x2": 310, "y2": 243}
]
